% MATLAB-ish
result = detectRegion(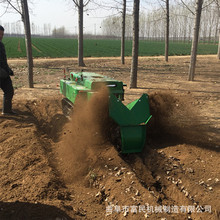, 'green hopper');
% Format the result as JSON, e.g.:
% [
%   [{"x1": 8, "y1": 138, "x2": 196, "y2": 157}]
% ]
[{"x1": 109, "y1": 93, "x2": 152, "y2": 153}]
